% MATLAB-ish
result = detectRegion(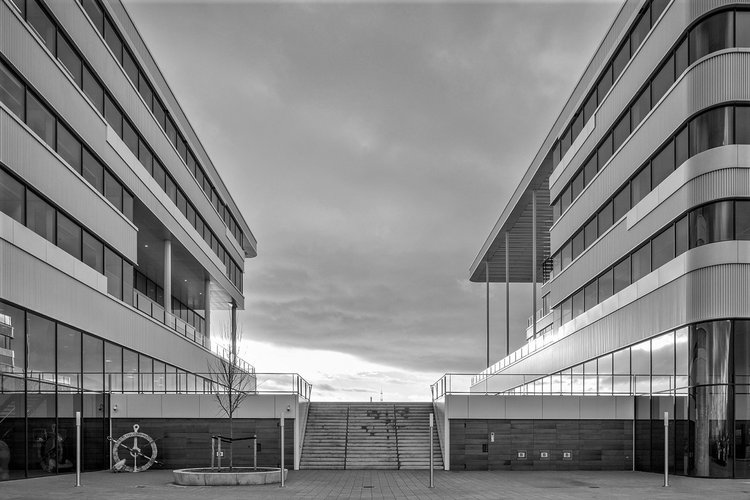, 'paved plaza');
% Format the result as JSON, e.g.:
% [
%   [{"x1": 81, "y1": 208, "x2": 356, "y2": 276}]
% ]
[{"x1": 2, "y1": 469, "x2": 750, "y2": 499}]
